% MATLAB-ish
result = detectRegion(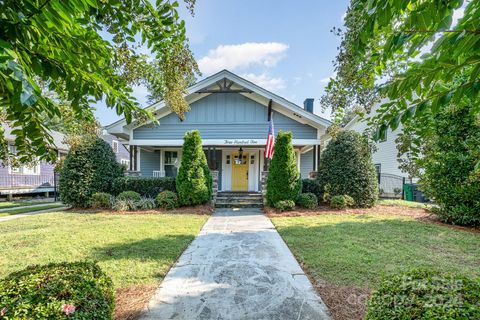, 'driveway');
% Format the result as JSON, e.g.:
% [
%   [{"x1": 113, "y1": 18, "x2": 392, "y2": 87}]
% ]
[{"x1": 142, "y1": 208, "x2": 330, "y2": 320}]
